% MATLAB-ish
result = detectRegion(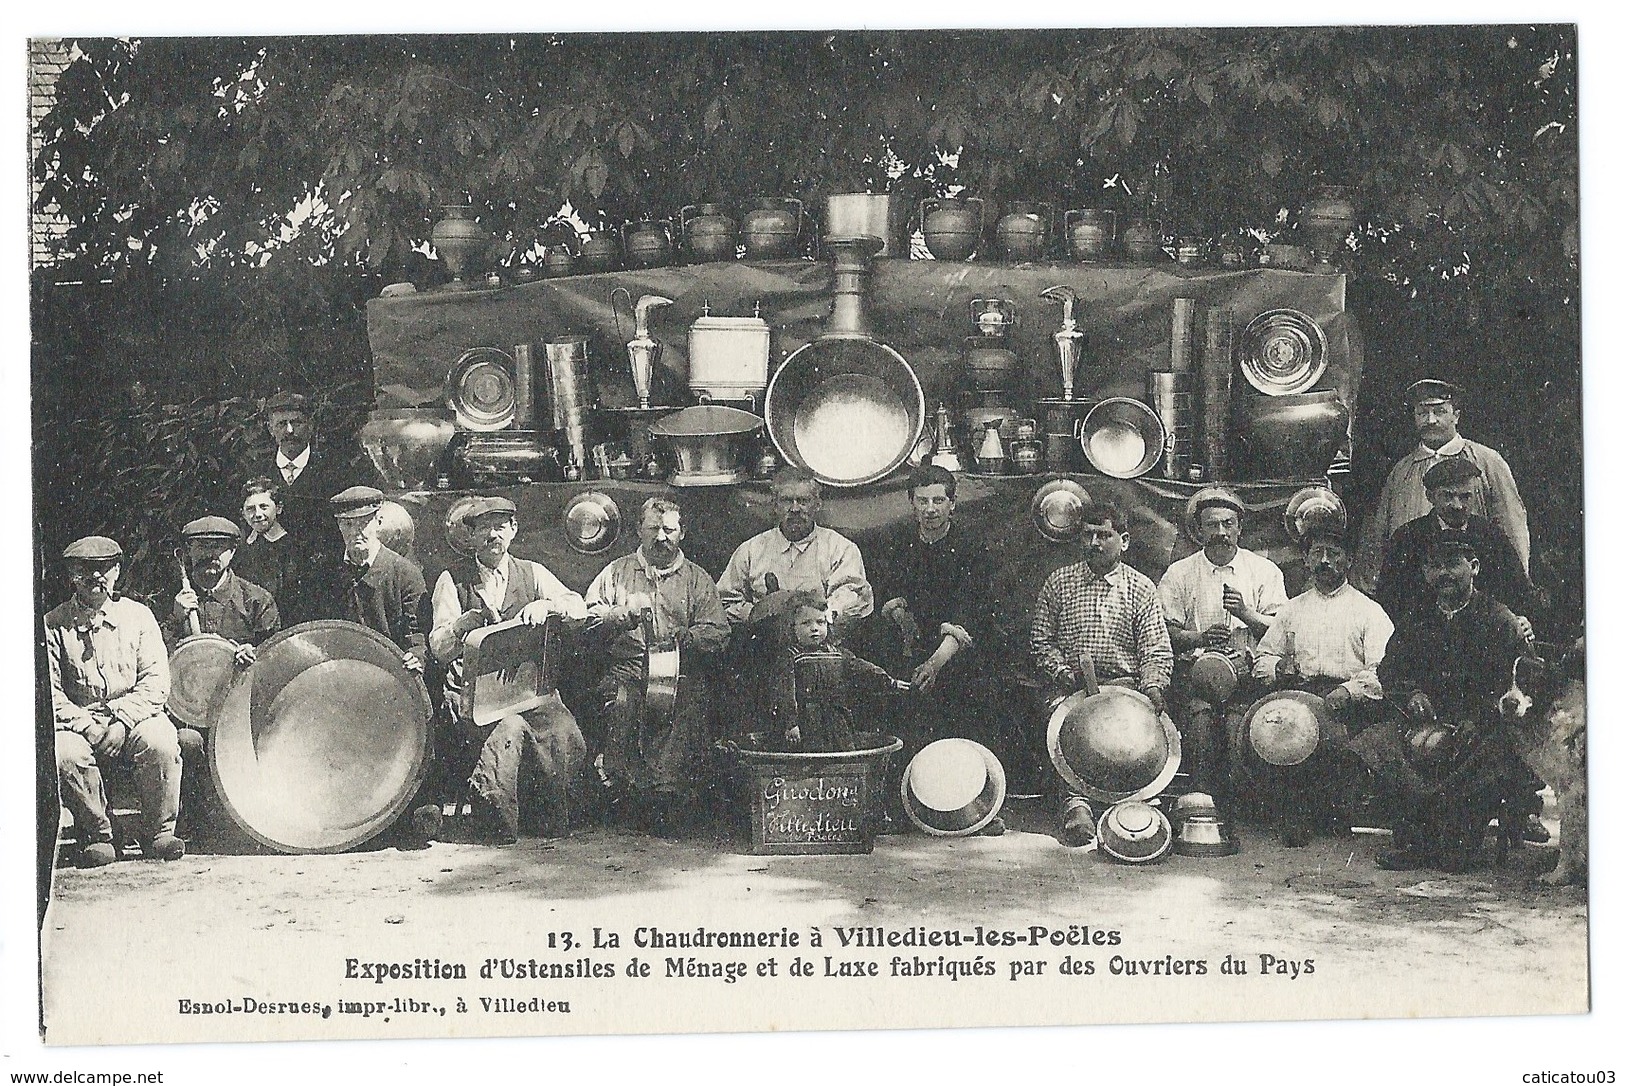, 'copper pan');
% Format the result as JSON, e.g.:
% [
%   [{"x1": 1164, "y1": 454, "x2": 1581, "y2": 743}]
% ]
[{"x1": 168, "y1": 633, "x2": 238, "y2": 731}]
